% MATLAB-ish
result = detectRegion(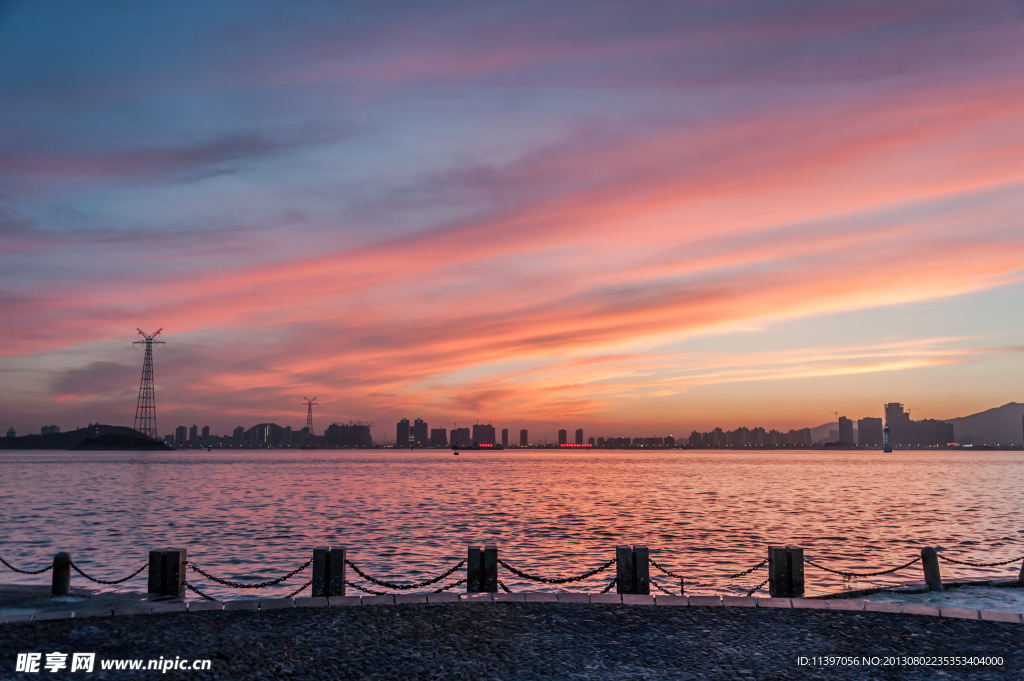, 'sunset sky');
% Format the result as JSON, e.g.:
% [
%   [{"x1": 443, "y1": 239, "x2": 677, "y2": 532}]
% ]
[{"x1": 1, "y1": 1, "x2": 1023, "y2": 441}]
